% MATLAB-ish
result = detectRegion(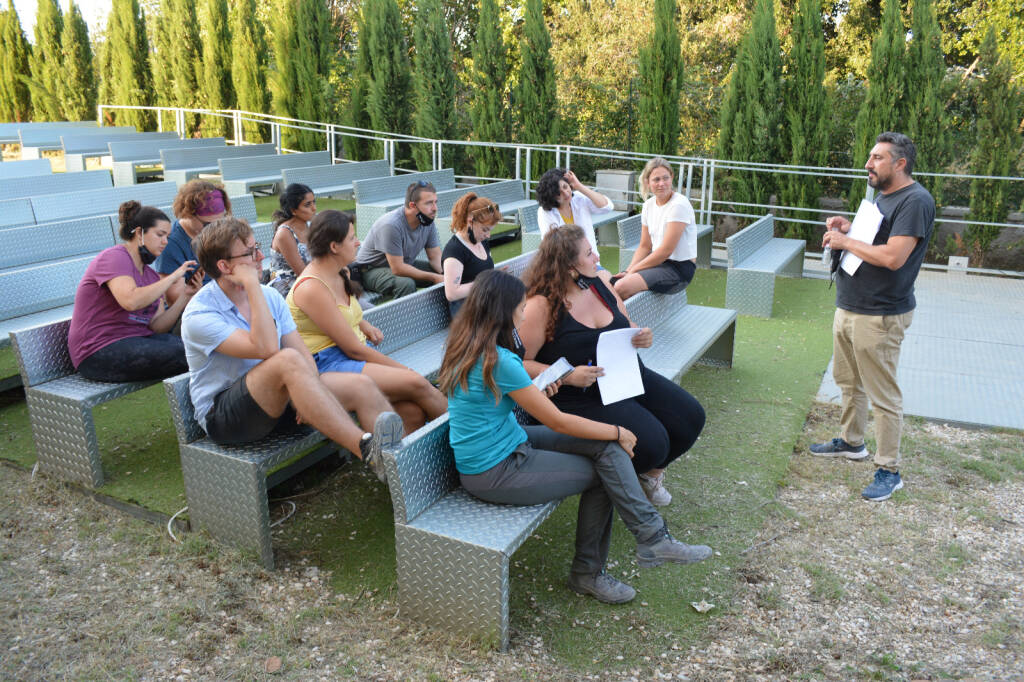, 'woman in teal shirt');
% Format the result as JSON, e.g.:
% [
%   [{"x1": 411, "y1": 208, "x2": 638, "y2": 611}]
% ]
[{"x1": 438, "y1": 270, "x2": 712, "y2": 604}]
